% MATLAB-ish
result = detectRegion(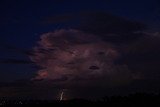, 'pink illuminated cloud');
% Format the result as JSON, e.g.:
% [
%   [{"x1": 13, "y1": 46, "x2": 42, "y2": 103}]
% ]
[{"x1": 30, "y1": 29, "x2": 136, "y2": 87}]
